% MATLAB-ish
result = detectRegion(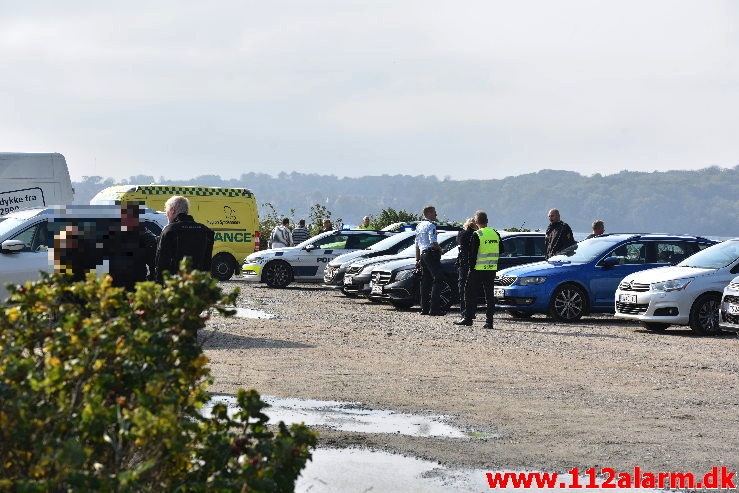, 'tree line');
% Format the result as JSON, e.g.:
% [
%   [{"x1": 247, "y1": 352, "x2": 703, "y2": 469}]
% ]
[{"x1": 73, "y1": 165, "x2": 739, "y2": 236}]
